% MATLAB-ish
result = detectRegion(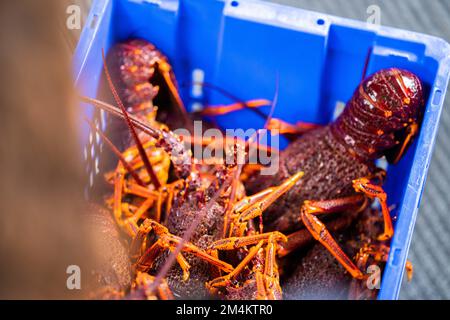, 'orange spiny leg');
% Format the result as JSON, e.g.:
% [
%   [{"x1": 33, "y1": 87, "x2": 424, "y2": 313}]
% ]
[
  {"x1": 356, "y1": 244, "x2": 413, "y2": 281},
  {"x1": 156, "y1": 60, "x2": 189, "y2": 122},
  {"x1": 155, "y1": 191, "x2": 164, "y2": 223},
  {"x1": 267, "y1": 118, "x2": 321, "y2": 136},
  {"x1": 179, "y1": 135, "x2": 276, "y2": 164},
  {"x1": 113, "y1": 163, "x2": 127, "y2": 230},
  {"x1": 300, "y1": 197, "x2": 366, "y2": 279},
  {"x1": 123, "y1": 197, "x2": 155, "y2": 236},
  {"x1": 200, "y1": 99, "x2": 272, "y2": 116},
  {"x1": 161, "y1": 233, "x2": 234, "y2": 273},
  {"x1": 254, "y1": 271, "x2": 269, "y2": 300},
  {"x1": 230, "y1": 171, "x2": 304, "y2": 236},
  {"x1": 386, "y1": 122, "x2": 419, "y2": 164},
  {"x1": 124, "y1": 180, "x2": 160, "y2": 199},
  {"x1": 124, "y1": 179, "x2": 183, "y2": 224},
  {"x1": 228, "y1": 187, "x2": 275, "y2": 237},
  {"x1": 121, "y1": 202, "x2": 137, "y2": 217},
  {"x1": 162, "y1": 179, "x2": 184, "y2": 221},
  {"x1": 210, "y1": 231, "x2": 287, "y2": 251},
  {"x1": 168, "y1": 247, "x2": 191, "y2": 281},
  {"x1": 134, "y1": 240, "x2": 164, "y2": 272},
  {"x1": 222, "y1": 165, "x2": 247, "y2": 238},
  {"x1": 206, "y1": 241, "x2": 264, "y2": 289},
  {"x1": 134, "y1": 272, "x2": 174, "y2": 300},
  {"x1": 263, "y1": 233, "x2": 282, "y2": 300},
  {"x1": 279, "y1": 208, "x2": 361, "y2": 257},
  {"x1": 156, "y1": 278, "x2": 174, "y2": 300},
  {"x1": 129, "y1": 147, "x2": 170, "y2": 187},
  {"x1": 348, "y1": 249, "x2": 372, "y2": 300},
  {"x1": 353, "y1": 177, "x2": 394, "y2": 241},
  {"x1": 135, "y1": 219, "x2": 234, "y2": 277}
]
